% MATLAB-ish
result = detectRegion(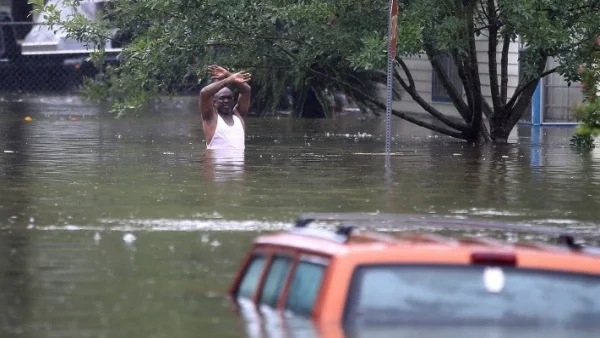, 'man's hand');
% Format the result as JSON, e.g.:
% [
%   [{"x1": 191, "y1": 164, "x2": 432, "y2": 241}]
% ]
[
  {"x1": 207, "y1": 65, "x2": 231, "y2": 80},
  {"x1": 228, "y1": 71, "x2": 252, "y2": 84}
]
